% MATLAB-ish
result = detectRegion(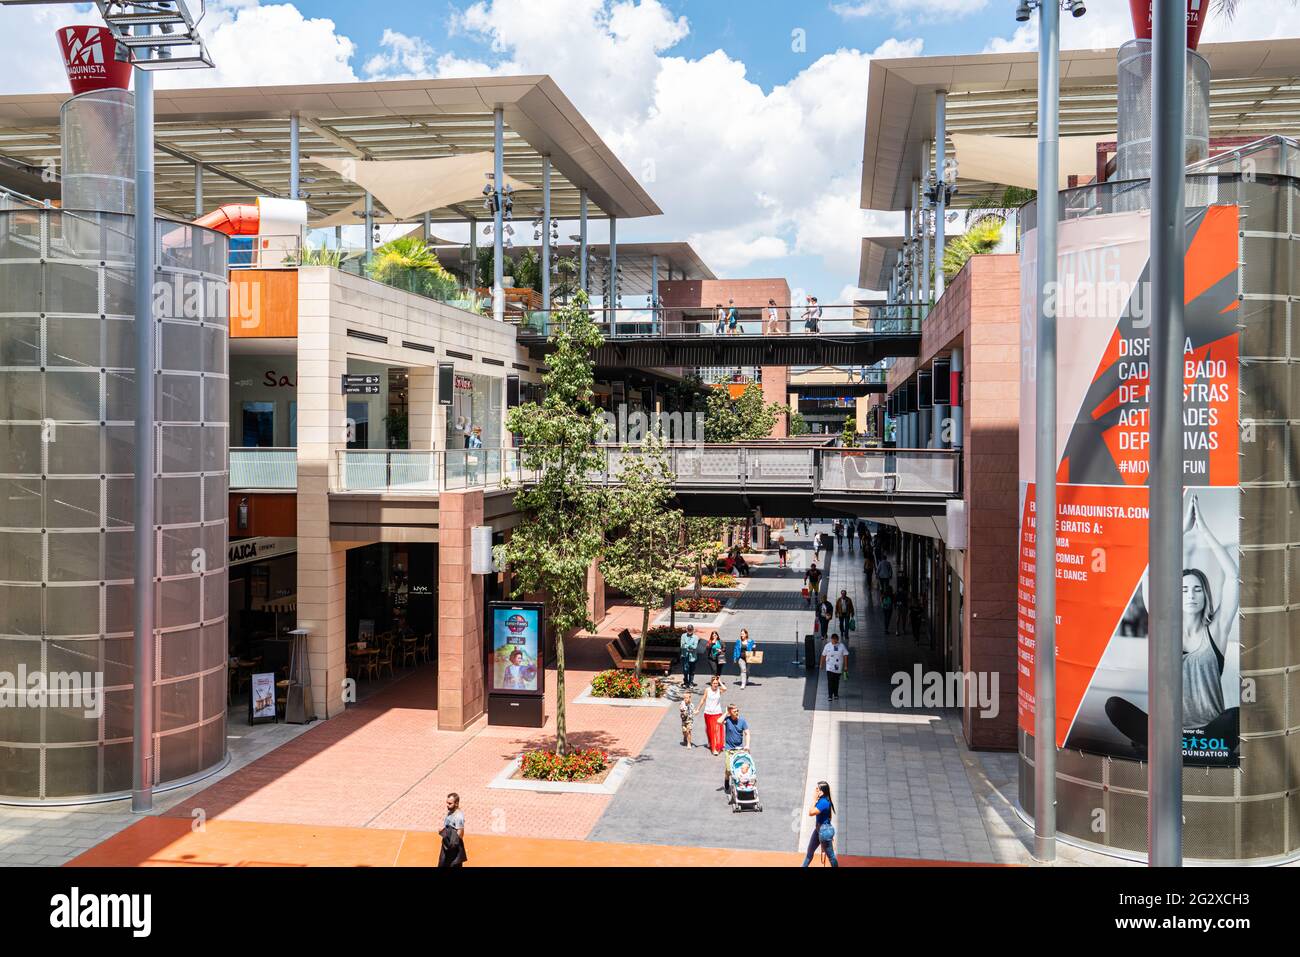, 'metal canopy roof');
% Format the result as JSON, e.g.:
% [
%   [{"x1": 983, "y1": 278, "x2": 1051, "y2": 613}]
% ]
[
  {"x1": 858, "y1": 235, "x2": 904, "y2": 290},
  {"x1": 435, "y1": 240, "x2": 715, "y2": 295},
  {"x1": 861, "y1": 38, "x2": 1300, "y2": 212},
  {"x1": 0, "y1": 76, "x2": 661, "y2": 224}
]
